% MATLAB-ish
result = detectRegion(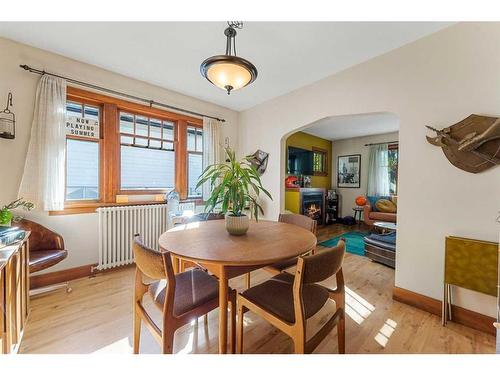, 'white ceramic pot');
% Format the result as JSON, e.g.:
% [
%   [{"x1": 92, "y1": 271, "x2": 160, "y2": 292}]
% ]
[{"x1": 225, "y1": 214, "x2": 249, "y2": 236}]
